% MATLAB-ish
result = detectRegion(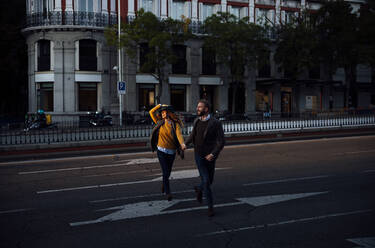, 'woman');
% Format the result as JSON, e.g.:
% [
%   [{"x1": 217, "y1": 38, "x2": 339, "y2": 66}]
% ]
[{"x1": 149, "y1": 104, "x2": 186, "y2": 201}]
